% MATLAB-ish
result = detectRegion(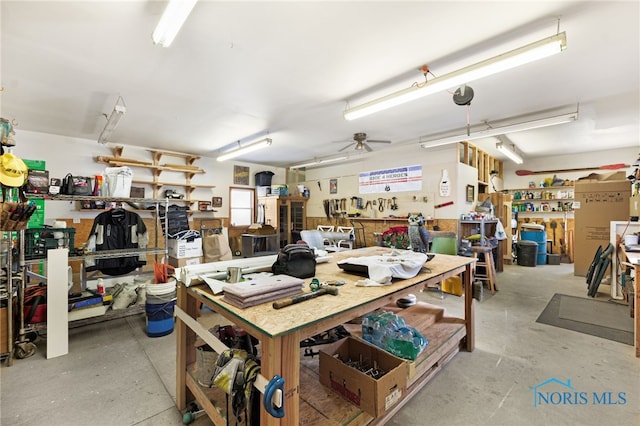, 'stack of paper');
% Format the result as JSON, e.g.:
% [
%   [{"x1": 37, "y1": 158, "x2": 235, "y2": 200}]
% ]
[{"x1": 221, "y1": 275, "x2": 305, "y2": 308}]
